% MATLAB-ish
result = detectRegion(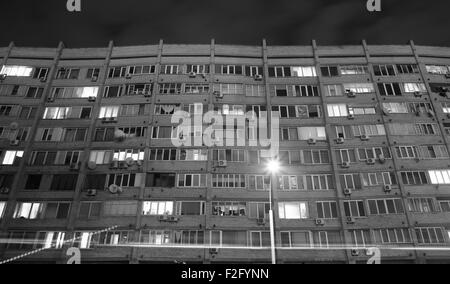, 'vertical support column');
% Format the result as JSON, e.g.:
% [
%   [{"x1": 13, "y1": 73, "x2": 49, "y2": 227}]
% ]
[
  {"x1": 0, "y1": 41, "x2": 65, "y2": 260},
  {"x1": 311, "y1": 39, "x2": 352, "y2": 264},
  {"x1": 0, "y1": 42, "x2": 14, "y2": 70},
  {"x1": 361, "y1": 39, "x2": 420, "y2": 263},
  {"x1": 131, "y1": 39, "x2": 165, "y2": 264}
]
